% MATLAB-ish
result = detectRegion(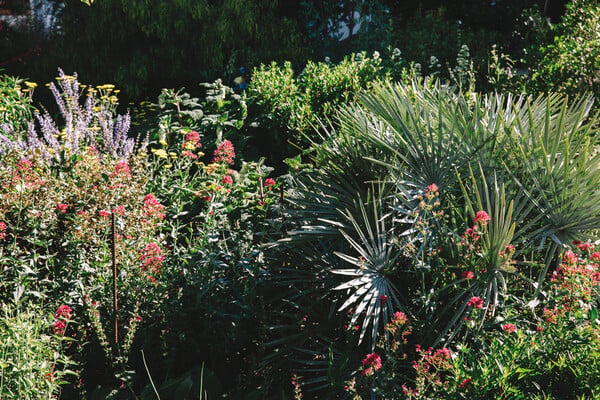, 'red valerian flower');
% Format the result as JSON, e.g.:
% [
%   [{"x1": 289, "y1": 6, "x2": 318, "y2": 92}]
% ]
[
  {"x1": 361, "y1": 352, "x2": 382, "y2": 376},
  {"x1": 139, "y1": 242, "x2": 165, "y2": 275},
  {"x1": 460, "y1": 378, "x2": 471, "y2": 389},
  {"x1": 213, "y1": 140, "x2": 236, "y2": 165},
  {"x1": 563, "y1": 251, "x2": 578, "y2": 266},
  {"x1": 181, "y1": 150, "x2": 198, "y2": 159},
  {"x1": 591, "y1": 252, "x2": 600, "y2": 263},
  {"x1": 502, "y1": 323, "x2": 516, "y2": 334},
  {"x1": 222, "y1": 175, "x2": 233, "y2": 185},
  {"x1": 53, "y1": 320, "x2": 66, "y2": 335},
  {"x1": 185, "y1": 130, "x2": 200, "y2": 144},
  {"x1": 265, "y1": 178, "x2": 276, "y2": 187},
  {"x1": 435, "y1": 347, "x2": 451, "y2": 359},
  {"x1": 55, "y1": 305, "x2": 72, "y2": 320},
  {"x1": 0, "y1": 221, "x2": 6, "y2": 240},
  {"x1": 112, "y1": 161, "x2": 131, "y2": 178},
  {"x1": 143, "y1": 193, "x2": 165, "y2": 220},
  {"x1": 462, "y1": 270, "x2": 474, "y2": 280},
  {"x1": 474, "y1": 210, "x2": 490, "y2": 225},
  {"x1": 467, "y1": 296, "x2": 483, "y2": 309},
  {"x1": 56, "y1": 203, "x2": 68, "y2": 213},
  {"x1": 426, "y1": 183, "x2": 439, "y2": 193}
]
